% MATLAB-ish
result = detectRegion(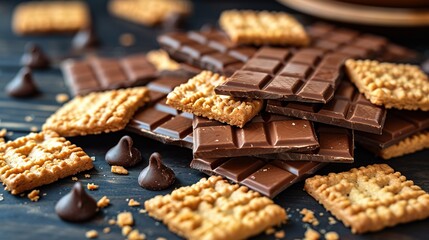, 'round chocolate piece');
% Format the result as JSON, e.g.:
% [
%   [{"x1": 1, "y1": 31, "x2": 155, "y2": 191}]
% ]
[
  {"x1": 138, "y1": 152, "x2": 175, "y2": 190},
  {"x1": 20, "y1": 43, "x2": 50, "y2": 69},
  {"x1": 72, "y1": 25, "x2": 100, "y2": 50},
  {"x1": 55, "y1": 182, "x2": 98, "y2": 222},
  {"x1": 105, "y1": 136, "x2": 142, "y2": 167},
  {"x1": 5, "y1": 67, "x2": 39, "y2": 98}
]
